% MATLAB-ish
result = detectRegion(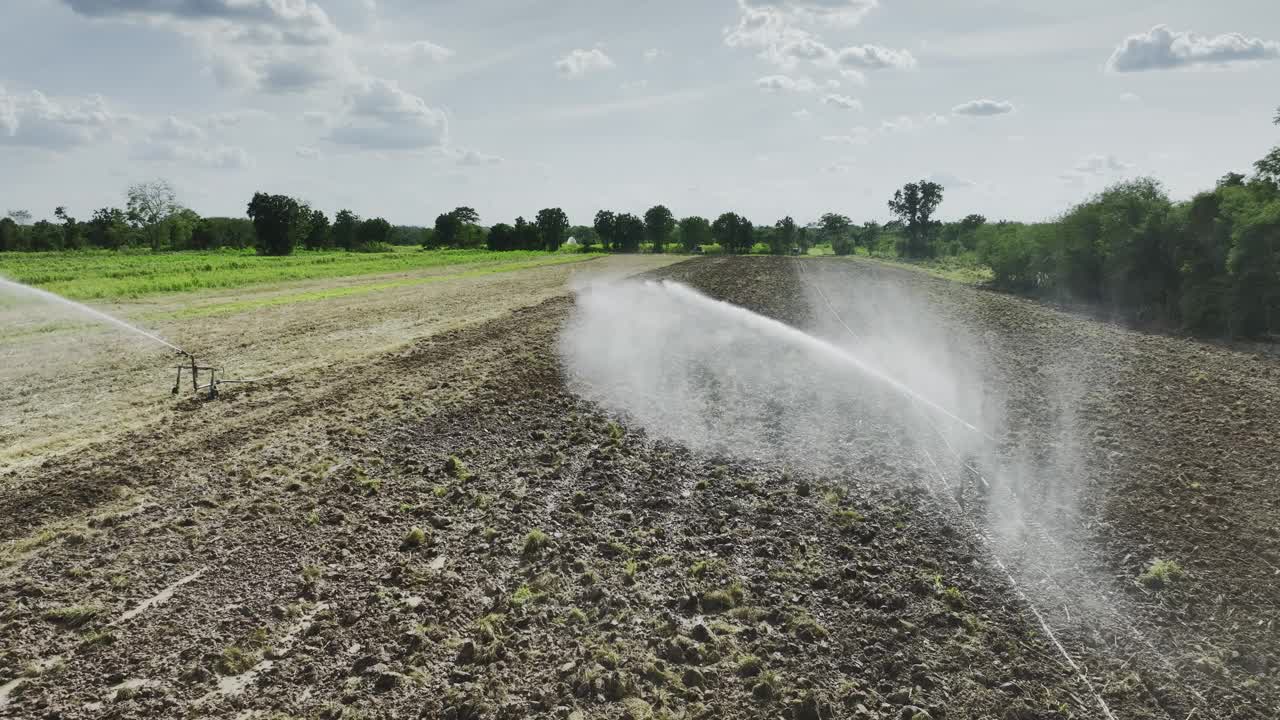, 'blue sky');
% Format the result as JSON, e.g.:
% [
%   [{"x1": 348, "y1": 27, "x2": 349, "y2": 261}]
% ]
[{"x1": 1, "y1": 0, "x2": 1278, "y2": 226}]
